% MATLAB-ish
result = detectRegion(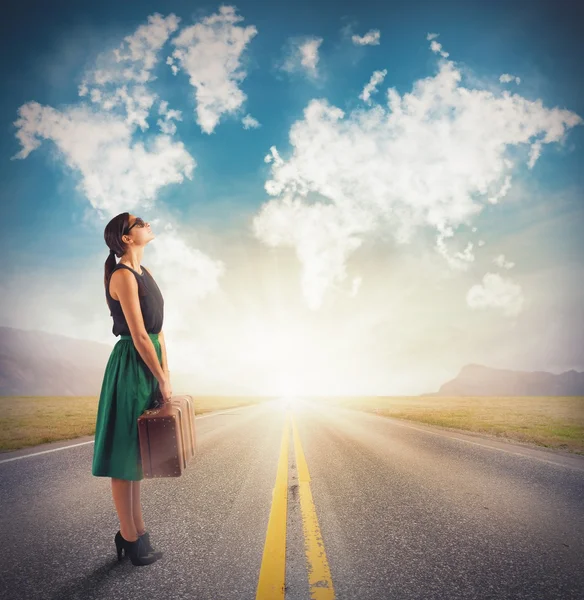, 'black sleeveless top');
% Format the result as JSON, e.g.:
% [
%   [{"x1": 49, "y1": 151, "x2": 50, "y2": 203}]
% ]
[{"x1": 105, "y1": 263, "x2": 164, "y2": 337}]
